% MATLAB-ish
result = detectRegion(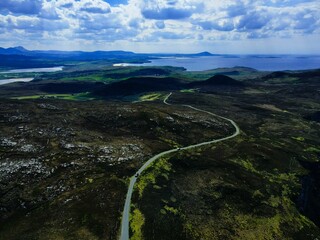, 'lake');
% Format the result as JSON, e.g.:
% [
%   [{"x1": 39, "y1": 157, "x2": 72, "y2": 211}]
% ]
[
  {"x1": 0, "y1": 78, "x2": 34, "y2": 85},
  {"x1": 0, "y1": 66, "x2": 63, "y2": 74},
  {"x1": 119, "y1": 55, "x2": 320, "y2": 71}
]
